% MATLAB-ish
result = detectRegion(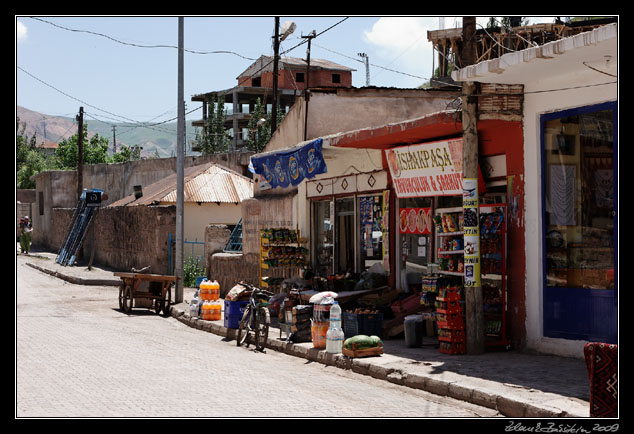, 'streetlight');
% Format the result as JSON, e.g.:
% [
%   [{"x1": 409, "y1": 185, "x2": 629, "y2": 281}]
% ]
[{"x1": 358, "y1": 52, "x2": 370, "y2": 86}]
